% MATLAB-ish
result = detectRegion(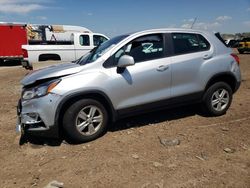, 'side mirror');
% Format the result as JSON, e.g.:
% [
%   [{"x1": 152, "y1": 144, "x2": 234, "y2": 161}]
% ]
[{"x1": 117, "y1": 55, "x2": 135, "y2": 68}]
